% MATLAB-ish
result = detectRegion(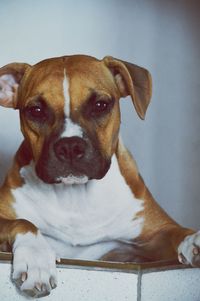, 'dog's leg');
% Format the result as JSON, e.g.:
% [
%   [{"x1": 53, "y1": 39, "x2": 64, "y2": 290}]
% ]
[
  {"x1": 116, "y1": 141, "x2": 200, "y2": 266},
  {"x1": 138, "y1": 190, "x2": 200, "y2": 266},
  {"x1": 135, "y1": 224, "x2": 196, "y2": 263},
  {"x1": 134, "y1": 186, "x2": 200, "y2": 266},
  {"x1": 0, "y1": 217, "x2": 57, "y2": 297},
  {"x1": 101, "y1": 226, "x2": 196, "y2": 264},
  {"x1": 134, "y1": 181, "x2": 200, "y2": 266}
]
